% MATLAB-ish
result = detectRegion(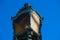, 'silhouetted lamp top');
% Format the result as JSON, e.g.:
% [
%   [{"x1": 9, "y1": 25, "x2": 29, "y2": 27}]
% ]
[{"x1": 11, "y1": 3, "x2": 42, "y2": 35}]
